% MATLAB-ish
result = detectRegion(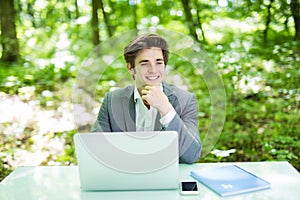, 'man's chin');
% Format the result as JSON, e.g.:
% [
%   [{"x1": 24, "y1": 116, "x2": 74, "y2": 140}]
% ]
[
  {"x1": 136, "y1": 80, "x2": 162, "y2": 87},
  {"x1": 144, "y1": 79, "x2": 163, "y2": 85}
]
